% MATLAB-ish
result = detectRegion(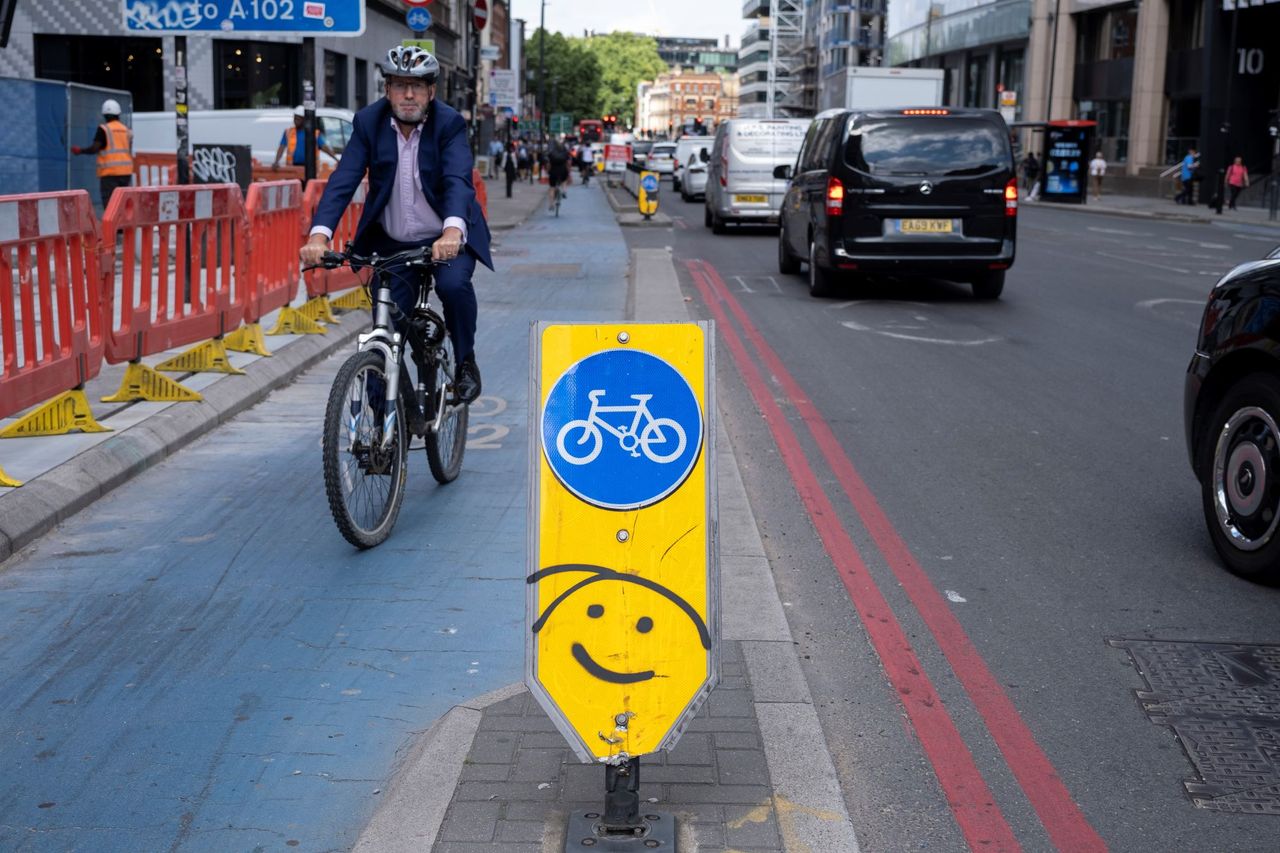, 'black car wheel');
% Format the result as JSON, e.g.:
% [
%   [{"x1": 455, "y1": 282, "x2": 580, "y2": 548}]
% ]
[
  {"x1": 704, "y1": 205, "x2": 712, "y2": 228},
  {"x1": 711, "y1": 210, "x2": 728, "y2": 235},
  {"x1": 971, "y1": 270, "x2": 1005, "y2": 300},
  {"x1": 778, "y1": 224, "x2": 800, "y2": 275},
  {"x1": 808, "y1": 240, "x2": 837, "y2": 297},
  {"x1": 1198, "y1": 372, "x2": 1280, "y2": 583}
]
